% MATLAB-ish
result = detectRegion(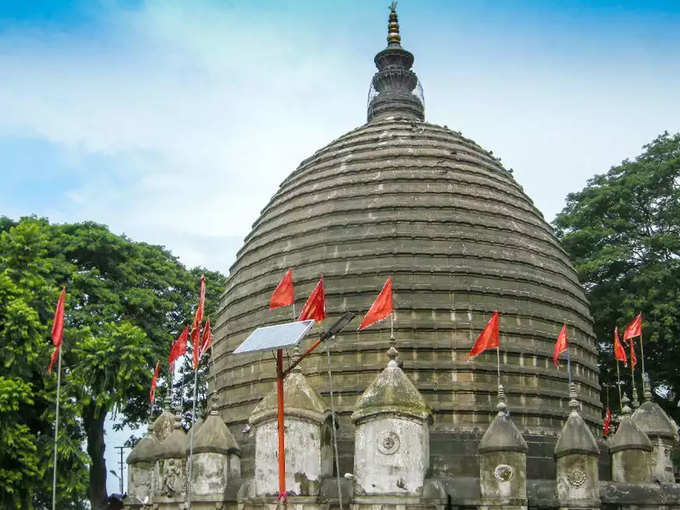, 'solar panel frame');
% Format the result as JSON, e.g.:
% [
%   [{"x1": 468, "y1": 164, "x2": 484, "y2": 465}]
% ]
[{"x1": 232, "y1": 319, "x2": 316, "y2": 354}]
